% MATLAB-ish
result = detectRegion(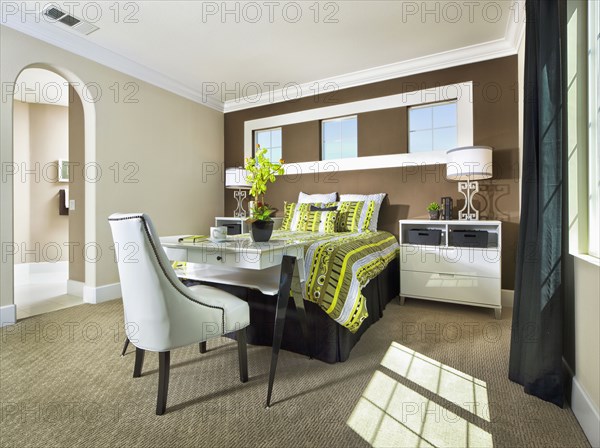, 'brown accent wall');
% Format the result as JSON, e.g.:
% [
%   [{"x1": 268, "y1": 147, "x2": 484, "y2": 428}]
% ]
[
  {"x1": 281, "y1": 121, "x2": 319, "y2": 162},
  {"x1": 225, "y1": 56, "x2": 520, "y2": 289},
  {"x1": 358, "y1": 108, "x2": 407, "y2": 156}
]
